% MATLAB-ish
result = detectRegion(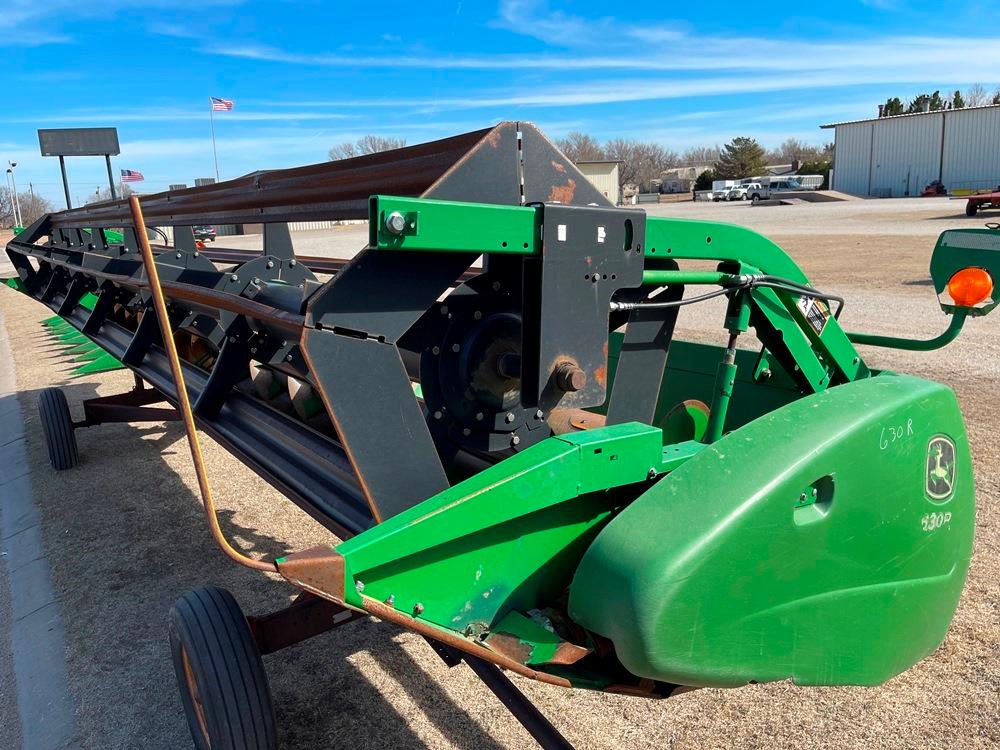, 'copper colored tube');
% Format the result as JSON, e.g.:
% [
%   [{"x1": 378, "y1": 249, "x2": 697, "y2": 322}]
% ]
[{"x1": 129, "y1": 195, "x2": 276, "y2": 573}]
